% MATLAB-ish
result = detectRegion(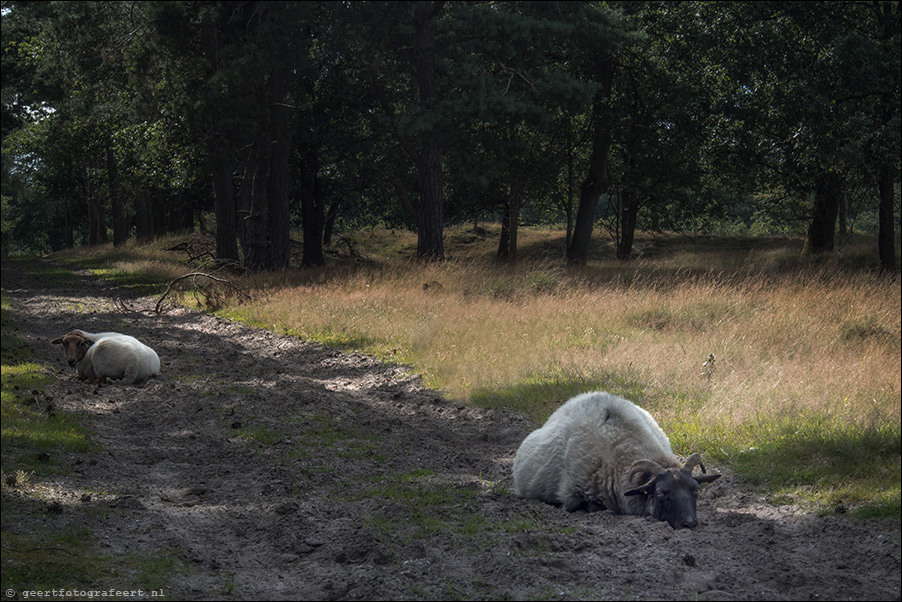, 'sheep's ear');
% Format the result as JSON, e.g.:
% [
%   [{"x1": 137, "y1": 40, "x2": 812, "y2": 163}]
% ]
[
  {"x1": 693, "y1": 473, "x2": 721, "y2": 485},
  {"x1": 51, "y1": 337, "x2": 64, "y2": 345}
]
